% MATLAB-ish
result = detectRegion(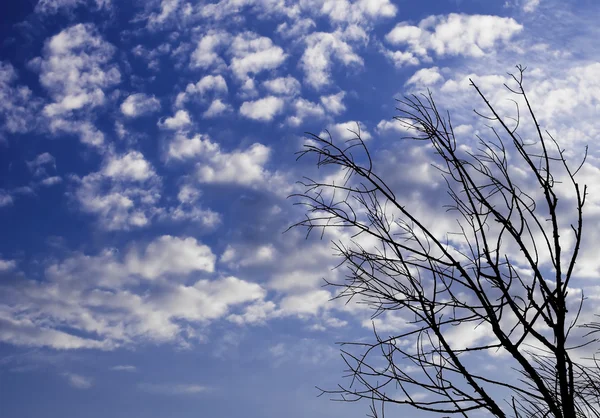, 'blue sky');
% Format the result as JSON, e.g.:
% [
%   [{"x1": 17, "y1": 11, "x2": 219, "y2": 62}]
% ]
[{"x1": 1, "y1": 0, "x2": 600, "y2": 417}]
